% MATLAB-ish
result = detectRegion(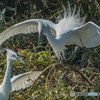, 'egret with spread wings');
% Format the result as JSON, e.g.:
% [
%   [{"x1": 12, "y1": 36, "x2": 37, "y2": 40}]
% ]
[{"x1": 0, "y1": 4, "x2": 100, "y2": 68}]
